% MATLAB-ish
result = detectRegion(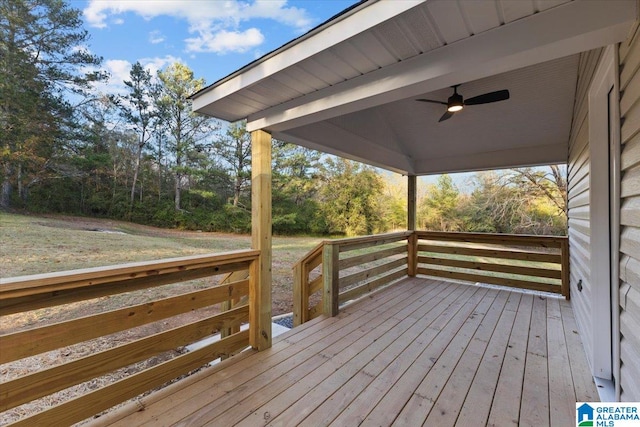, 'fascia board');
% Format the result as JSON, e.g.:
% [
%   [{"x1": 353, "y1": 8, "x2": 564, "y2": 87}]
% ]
[{"x1": 191, "y1": 0, "x2": 424, "y2": 114}]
